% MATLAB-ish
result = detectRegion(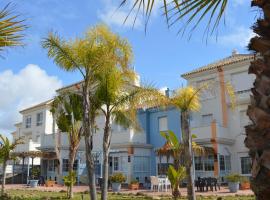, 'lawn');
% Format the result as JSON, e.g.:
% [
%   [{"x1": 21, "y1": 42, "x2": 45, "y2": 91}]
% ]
[{"x1": 5, "y1": 190, "x2": 255, "y2": 200}]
